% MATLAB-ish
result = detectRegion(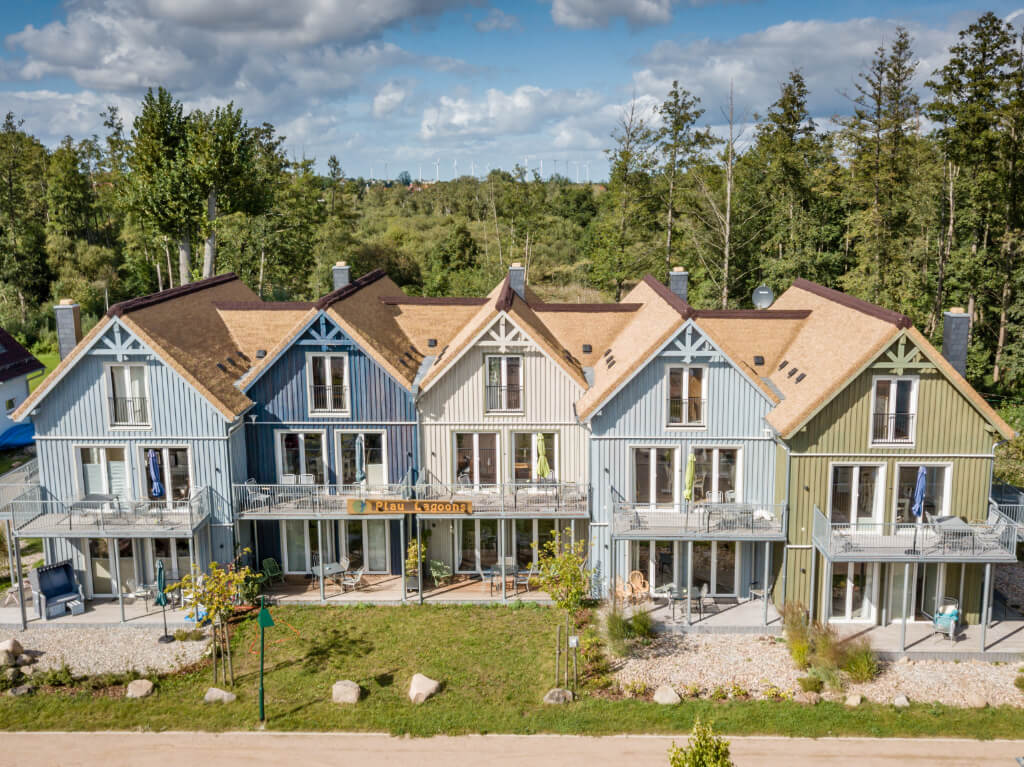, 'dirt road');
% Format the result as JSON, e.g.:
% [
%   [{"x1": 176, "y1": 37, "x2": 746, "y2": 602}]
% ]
[{"x1": 5, "y1": 732, "x2": 1023, "y2": 766}]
